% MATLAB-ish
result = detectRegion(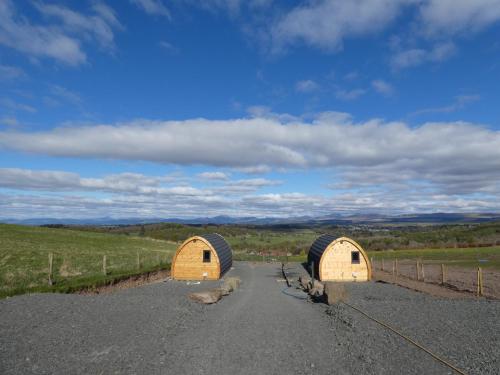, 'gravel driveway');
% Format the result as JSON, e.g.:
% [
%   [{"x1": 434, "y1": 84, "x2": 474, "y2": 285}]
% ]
[{"x1": 1, "y1": 262, "x2": 498, "y2": 374}]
